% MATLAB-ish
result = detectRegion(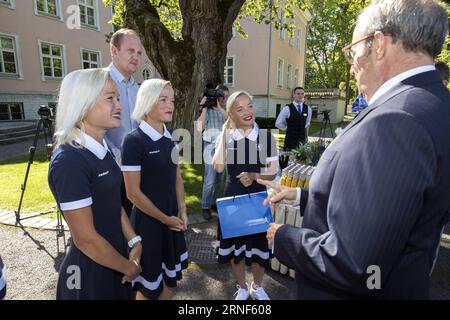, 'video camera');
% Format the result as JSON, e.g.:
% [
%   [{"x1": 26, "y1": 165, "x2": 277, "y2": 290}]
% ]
[
  {"x1": 200, "y1": 81, "x2": 225, "y2": 110},
  {"x1": 37, "y1": 104, "x2": 56, "y2": 121}
]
